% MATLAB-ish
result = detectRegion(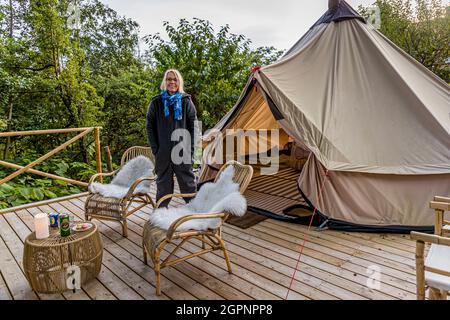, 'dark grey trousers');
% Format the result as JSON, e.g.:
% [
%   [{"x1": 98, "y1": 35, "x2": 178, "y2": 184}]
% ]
[{"x1": 155, "y1": 163, "x2": 197, "y2": 207}]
